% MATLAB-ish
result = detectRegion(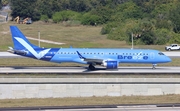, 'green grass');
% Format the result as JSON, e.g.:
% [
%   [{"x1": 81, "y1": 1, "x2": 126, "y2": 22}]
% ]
[
  {"x1": 0, "y1": 95, "x2": 180, "y2": 108},
  {"x1": 0, "y1": 21, "x2": 167, "y2": 51}
]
